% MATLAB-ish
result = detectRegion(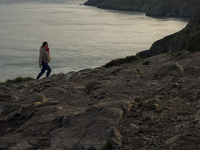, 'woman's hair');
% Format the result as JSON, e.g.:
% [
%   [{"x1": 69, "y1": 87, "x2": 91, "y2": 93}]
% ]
[{"x1": 42, "y1": 41, "x2": 48, "y2": 47}]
